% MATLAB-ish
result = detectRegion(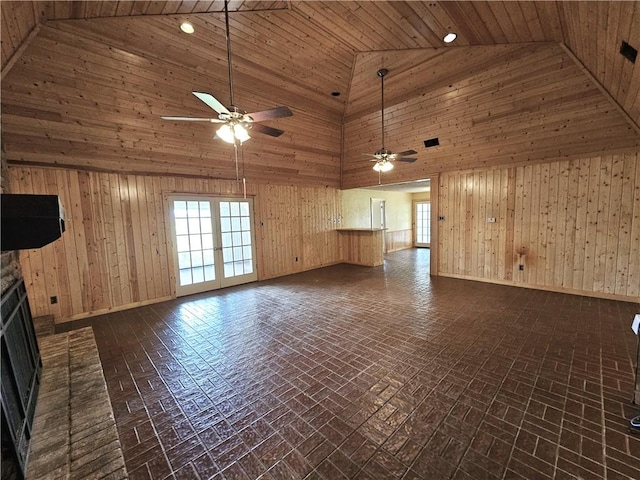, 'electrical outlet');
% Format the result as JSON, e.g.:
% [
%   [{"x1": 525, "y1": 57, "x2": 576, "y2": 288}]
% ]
[
  {"x1": 488, "y1": 217, "x2": 496, "y2": 223},
  {"x1": 50, "y1": 296, "x2": 58, "y2": 304}
]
